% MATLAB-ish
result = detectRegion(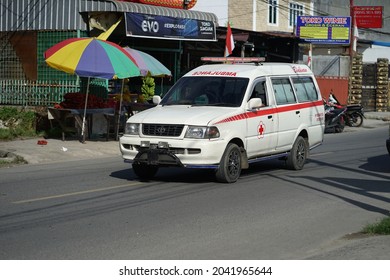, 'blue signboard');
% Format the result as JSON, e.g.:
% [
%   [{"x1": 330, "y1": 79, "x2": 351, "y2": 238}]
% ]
[
  {"x1": 296, "y1": 16, "x2": 351, "y2": 44},
  {"x1": 125, "y1": 12, "x2": 216, "y2": 41}
]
